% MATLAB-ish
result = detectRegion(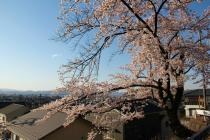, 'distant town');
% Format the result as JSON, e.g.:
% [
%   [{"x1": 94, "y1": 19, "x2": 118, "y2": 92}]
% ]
[{"x1": 0, "y1": 89, "x2": 63, "y2": 109}]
